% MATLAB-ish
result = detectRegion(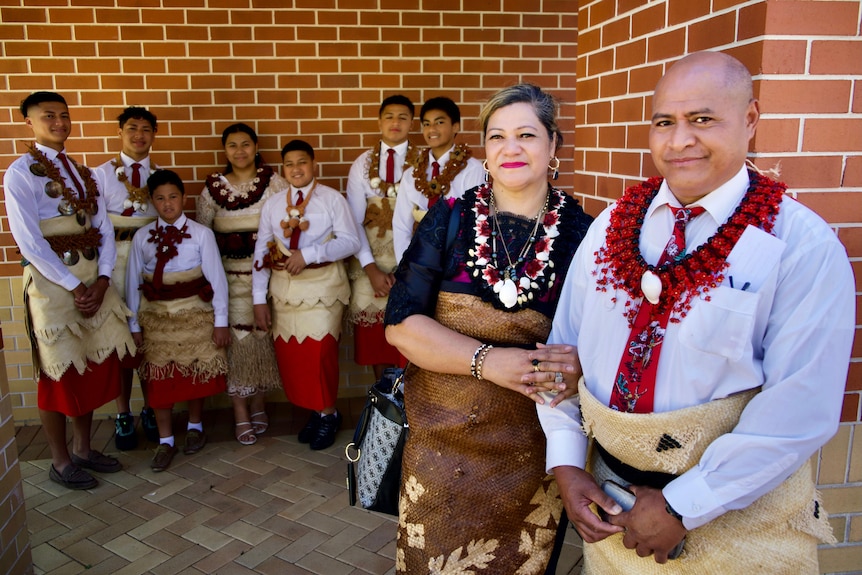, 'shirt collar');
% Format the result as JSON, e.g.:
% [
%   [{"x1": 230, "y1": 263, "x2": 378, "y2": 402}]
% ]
[
  {"x1": 647, "y1": 165, "x2": 750, "y2": 224},
  {"x1": 381, "y1": 140, "x2": 410, "y2": 156},
  {"x1": 120, "y1": 152, "x2": 151, "y2": 172},
  {"x1": 428, "y1": 145, "x2": 454, "y2": 167},
  {"x1": 158, "y1": 213, "x2": 187, "y2": 229},
  {"x1": 35, "y1": 142, "x2": 65, "y2": 160},
  {"x1": 290, "y1": 180, "x2": 315, "y2": 199}
]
